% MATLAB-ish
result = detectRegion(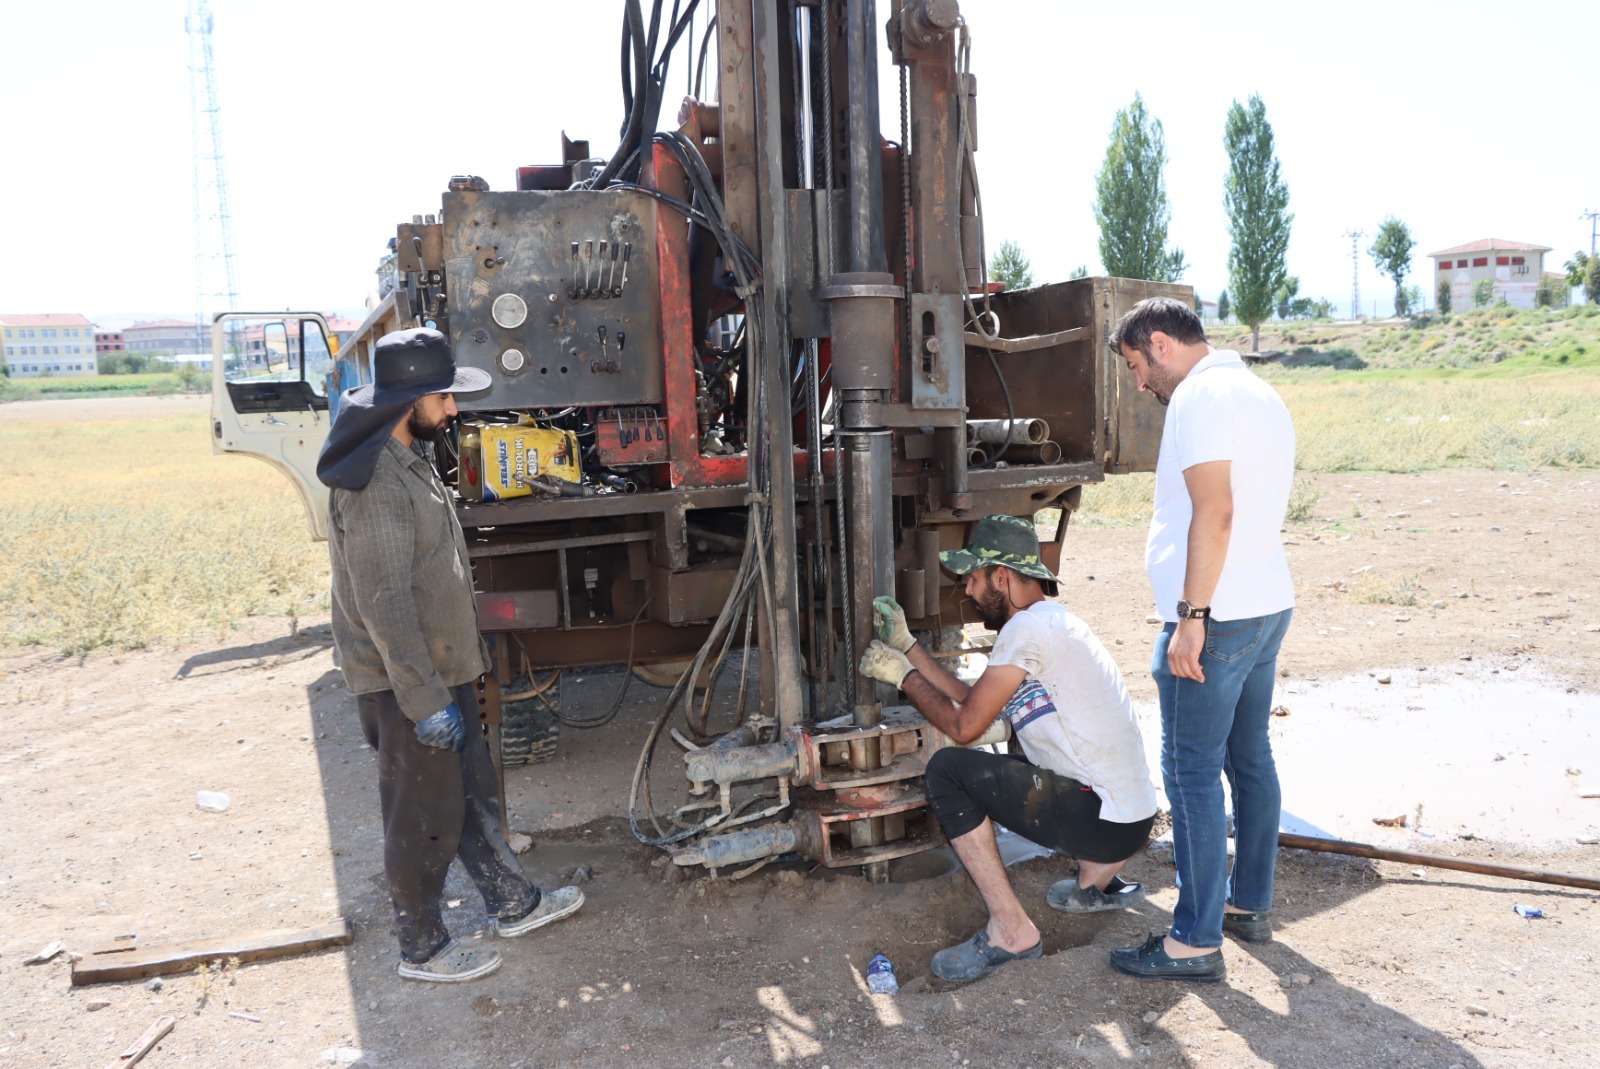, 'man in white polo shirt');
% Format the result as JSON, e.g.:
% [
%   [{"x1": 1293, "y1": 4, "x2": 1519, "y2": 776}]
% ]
[{"x1": 1106, "y1": 298, "x2": 1295, "y2": 984}]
